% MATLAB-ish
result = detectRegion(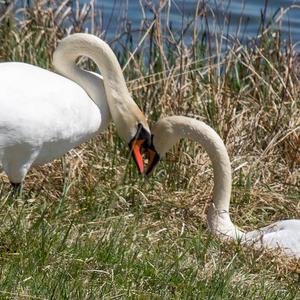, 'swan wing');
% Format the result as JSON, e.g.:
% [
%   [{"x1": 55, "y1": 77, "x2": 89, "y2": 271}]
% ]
[
  {"x1": 0, "y1": 62, "x2": 103, "y2": 166},
  {"x1": 245, "y1": 219, "x2": 300, "y2": 258},
  {"x1": 0, "y1": 62, "x2": 103, "y2": 140}
]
